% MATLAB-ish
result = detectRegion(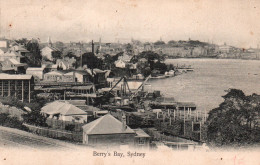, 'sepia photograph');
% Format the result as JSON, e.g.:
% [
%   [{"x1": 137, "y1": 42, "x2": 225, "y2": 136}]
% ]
[{"x1": 0, "y1": 0, "x2": 260, "y2": 164}]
